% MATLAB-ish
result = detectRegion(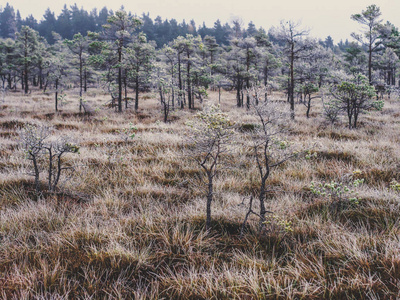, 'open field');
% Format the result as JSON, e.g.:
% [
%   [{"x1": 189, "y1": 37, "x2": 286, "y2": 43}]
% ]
[{"x1": 0, "y1": 88, "x2": 400, "y2": 299}]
